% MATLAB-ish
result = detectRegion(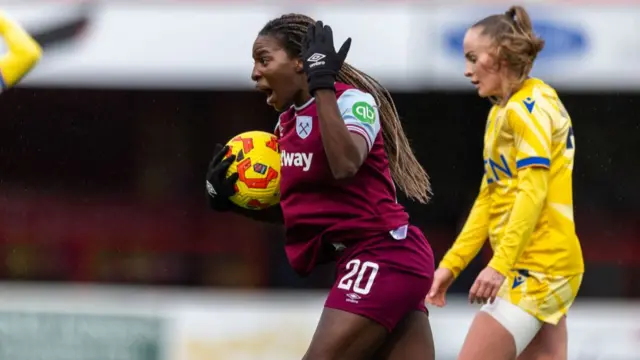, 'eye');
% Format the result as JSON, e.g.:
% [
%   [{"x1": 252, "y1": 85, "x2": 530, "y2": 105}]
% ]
[
  {"x1": 464, "y1": 51, "x2": 478, "y2": 63},
  {"x1": 259, "y1": 57, "x2": 269, "y2": 65}
]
